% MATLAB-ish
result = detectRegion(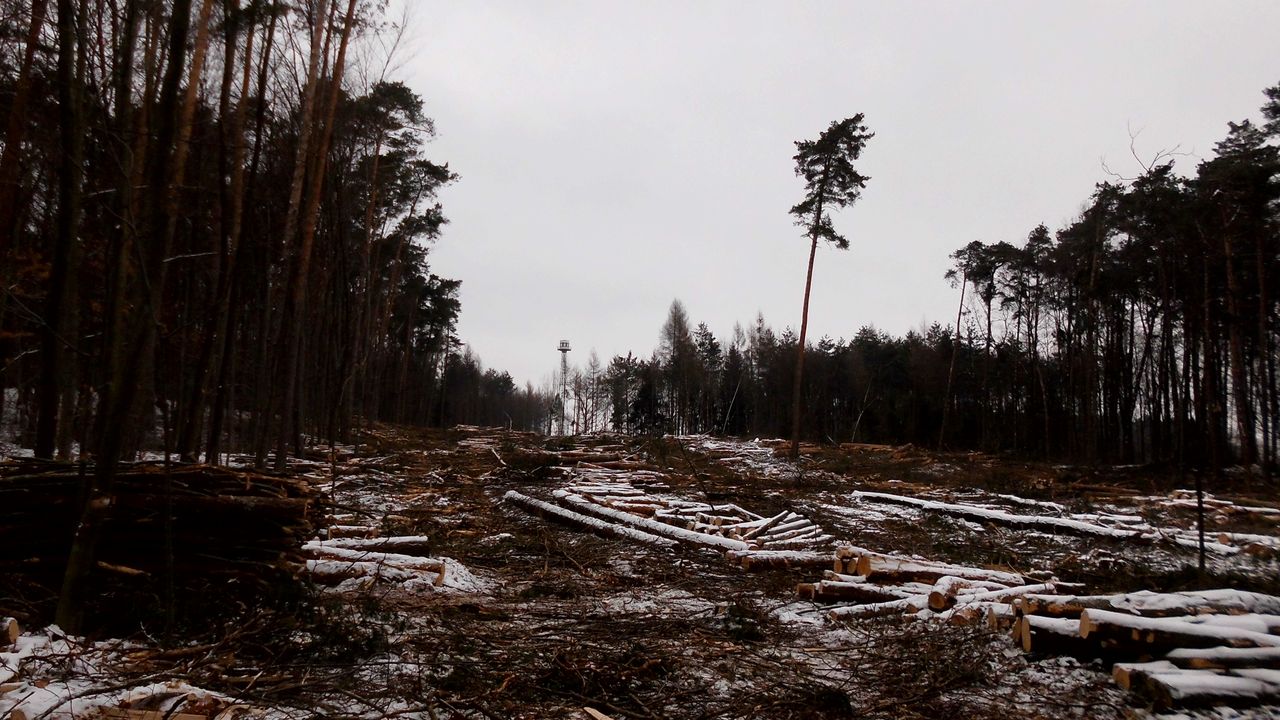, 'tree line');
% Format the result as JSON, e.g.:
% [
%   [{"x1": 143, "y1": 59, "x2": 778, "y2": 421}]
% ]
[
  {"x1": 0, "y1": 0, "x2": 556, "y2": 470},
  {"x1": 564, "y1": 84, "x2": 1279, "y2": 475}
]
